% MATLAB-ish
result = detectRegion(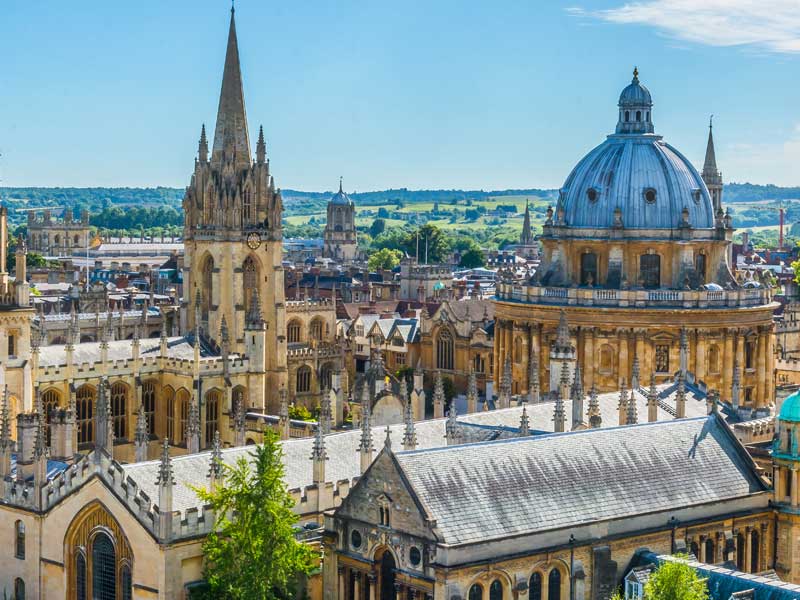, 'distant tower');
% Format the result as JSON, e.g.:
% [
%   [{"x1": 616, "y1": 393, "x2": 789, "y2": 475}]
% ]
[
  {"x1": 702, "y1": 116, "x2": 723, "y2": 214},
  {"x1": 323, "y1": 178, "x2": 358, "y2": 262},
  {"x1": 517, "y1": 200, "x2": 538, "y2": 259}
]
